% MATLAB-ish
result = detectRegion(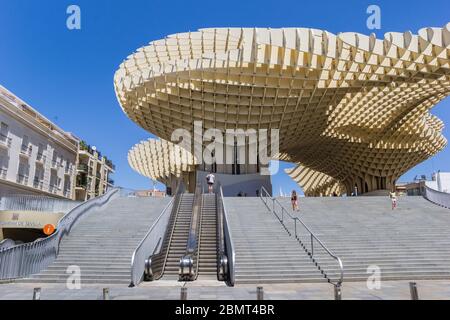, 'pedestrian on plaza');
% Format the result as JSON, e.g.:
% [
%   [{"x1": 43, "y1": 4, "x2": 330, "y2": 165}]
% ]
[
  {"x1": 291, "y1": 190, "x2": 299, "y2": 212},
  {"x1": 390, "y1": 189, "x2": 398, "y2": 210},
  {"x1": 206, "y1": 172, "x2": 215, "y2": 194}
]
